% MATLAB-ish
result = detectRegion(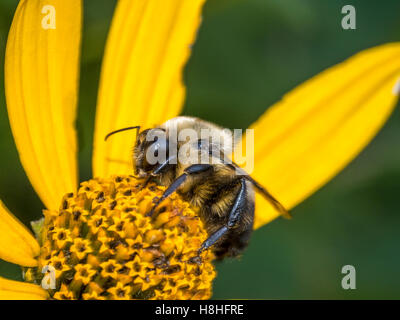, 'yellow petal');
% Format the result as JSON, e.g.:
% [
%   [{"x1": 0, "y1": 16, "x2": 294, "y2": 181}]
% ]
[
  {"x1": 0, "y1": 201, "x2": 39, "y2": 267},
  {"x1": 246, "y1": 43, "x2": 400, "y2": 229},
  {"x1": 5, "y1": 0, "x2": 82, "y2": 210},
  {"x1": 0, "y1": 277, "x2": 47, "y2": 300},
  {"x1": 93, "y1": 0, "x2": 205, "y2": 178}
]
